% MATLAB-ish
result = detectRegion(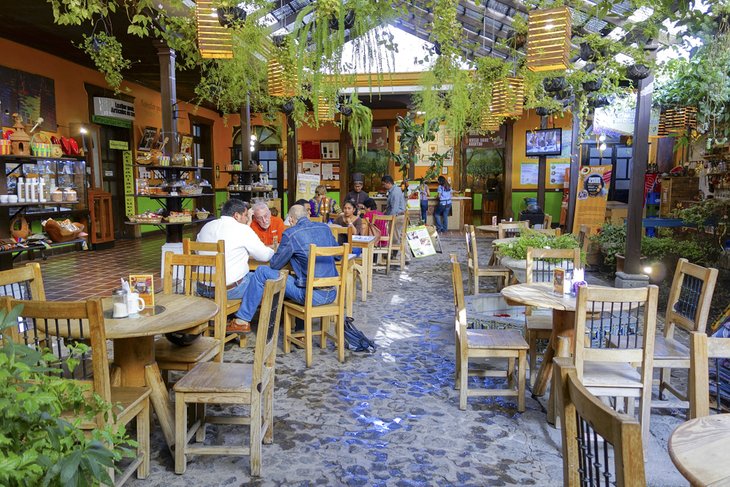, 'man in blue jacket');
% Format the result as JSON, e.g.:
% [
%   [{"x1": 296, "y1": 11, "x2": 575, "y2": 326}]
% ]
[{"x1": 234, "y1": 204, "x2": 339, "y2": 327}]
